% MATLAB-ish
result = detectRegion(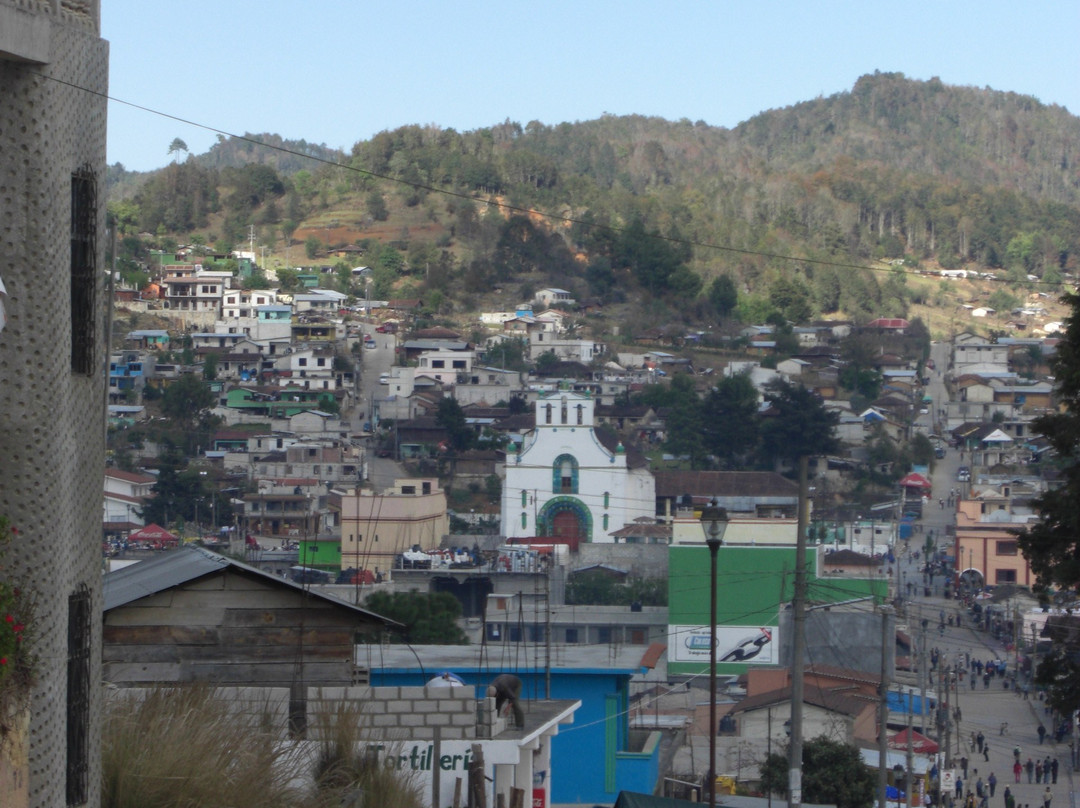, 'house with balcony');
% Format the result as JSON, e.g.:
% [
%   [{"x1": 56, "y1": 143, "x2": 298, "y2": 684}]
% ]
[
  {"x1": 223, "y1": 288, "x2": 278, "y2": 318},
  {"x1": 161, "y1": 272, "x2": 227, "y2": 313},
  {"x1": 252, "y1": 440, "x2": 362, "y2": 485},
  {"x1": 239, "y1": 481, "x2": 326, "y2": 539},
  {"x1": 108, "y1": 350, "x2": 148, "y2": 404},
  {"x1": 954, "y1": 492, "x2": 1039, "y2": 590},
  {"x1": 103, "y1": 468, "x2": 158, "y2": 532}
]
